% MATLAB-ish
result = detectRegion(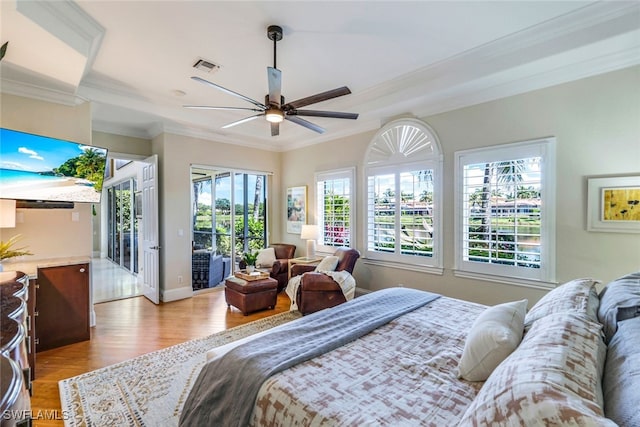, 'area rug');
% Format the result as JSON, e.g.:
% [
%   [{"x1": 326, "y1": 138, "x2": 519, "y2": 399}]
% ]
[{"x1": 59, "y1": 311, "x2": 301, "y2": 427}]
